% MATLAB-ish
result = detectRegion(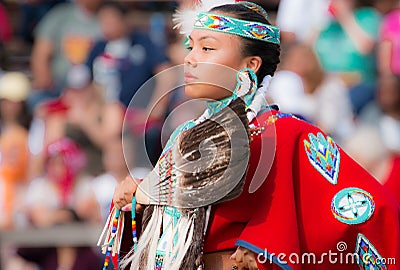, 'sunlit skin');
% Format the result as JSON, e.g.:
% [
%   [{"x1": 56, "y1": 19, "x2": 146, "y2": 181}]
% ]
[{"x1": 184, "y1": 28, "x2": 261, "y2": 101}]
